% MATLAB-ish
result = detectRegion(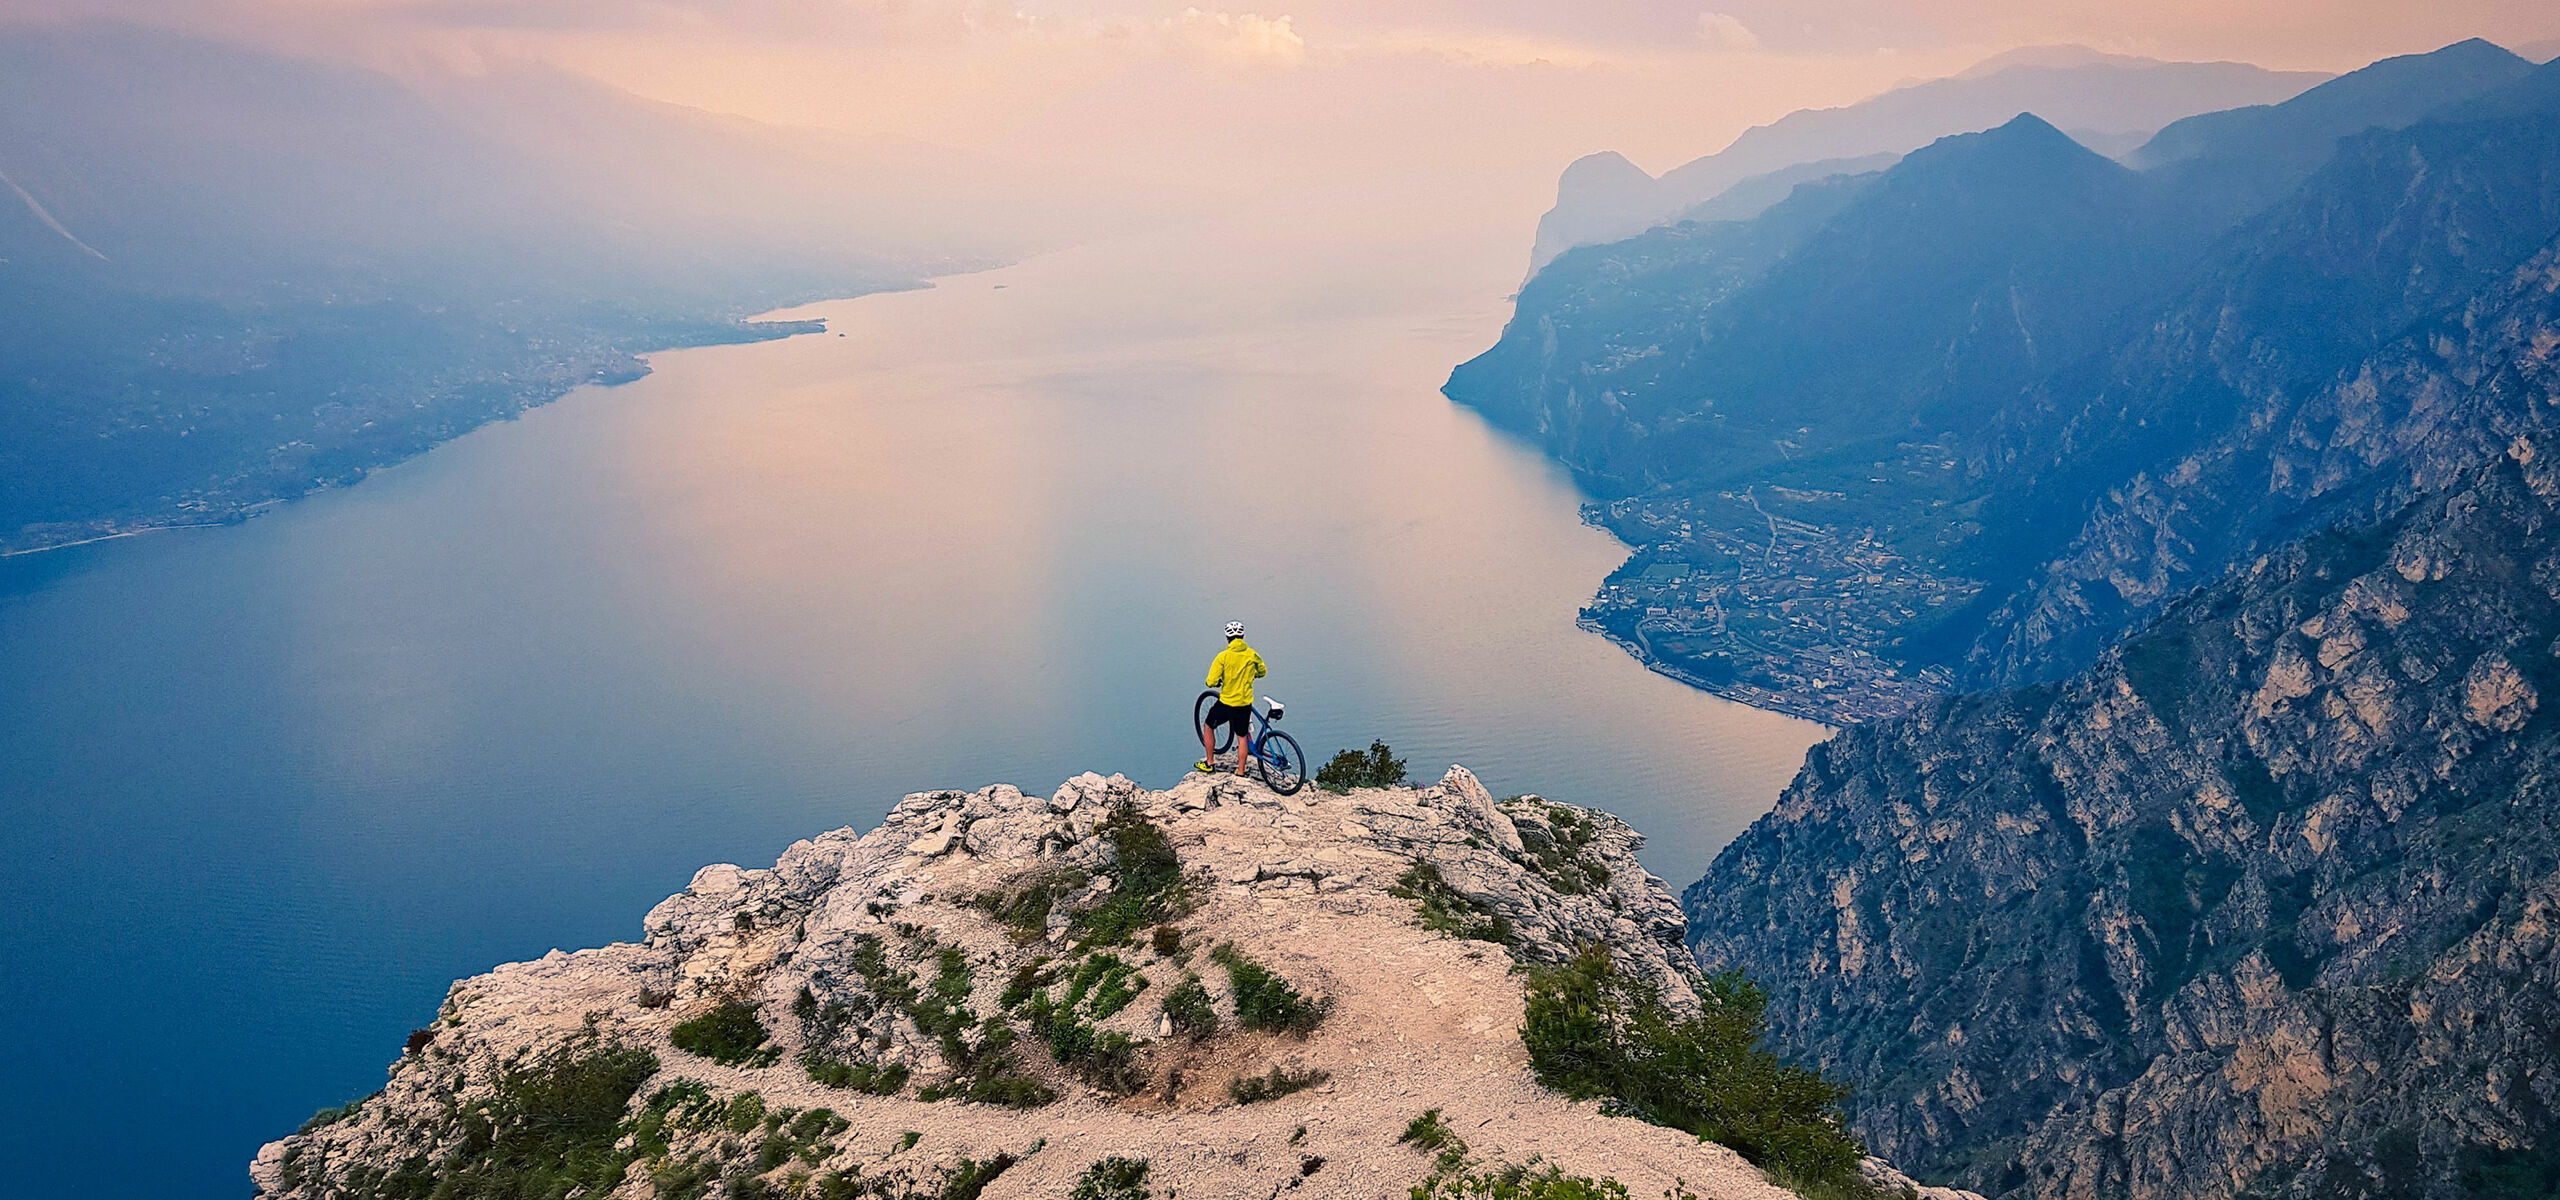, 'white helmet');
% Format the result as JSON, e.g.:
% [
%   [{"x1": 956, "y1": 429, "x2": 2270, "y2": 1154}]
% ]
[{"x1": 1224, "y1": 621, "x2": 1246, "y2": 639}]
